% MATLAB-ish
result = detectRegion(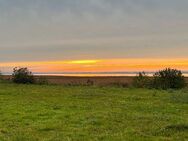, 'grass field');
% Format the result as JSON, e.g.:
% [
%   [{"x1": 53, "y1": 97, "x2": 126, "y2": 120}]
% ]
[{"x1": 0, "y1": 83, "x2": 187, "y2": 141}]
